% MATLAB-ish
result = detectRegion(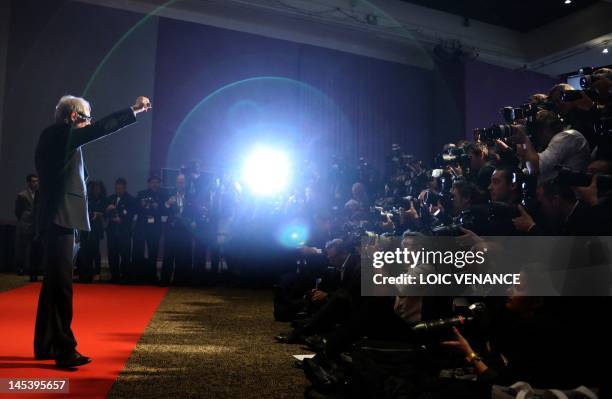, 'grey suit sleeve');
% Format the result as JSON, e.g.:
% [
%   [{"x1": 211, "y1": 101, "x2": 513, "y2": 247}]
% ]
[{"x1": 67, "y1": 108, "x2": 137, "y2": 151}]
